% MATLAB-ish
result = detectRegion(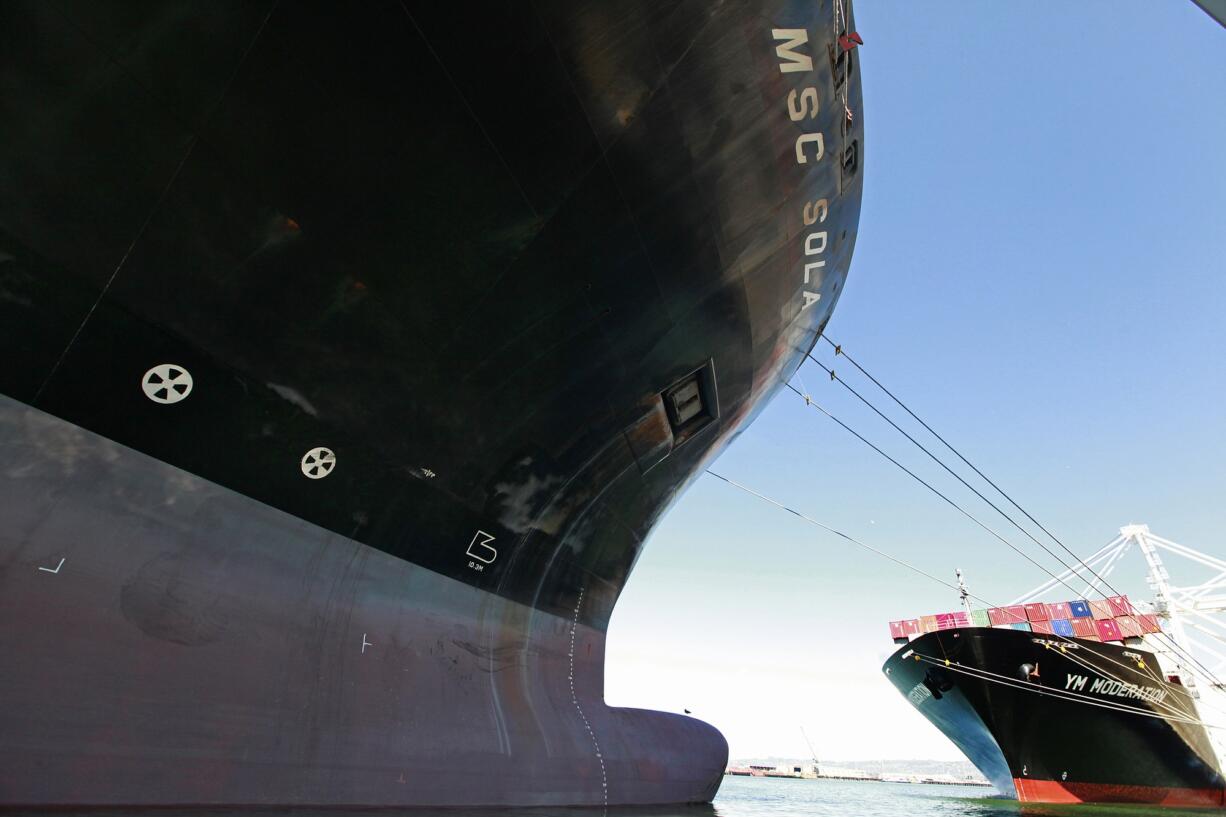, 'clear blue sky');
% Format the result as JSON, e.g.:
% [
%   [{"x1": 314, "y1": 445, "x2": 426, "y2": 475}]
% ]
[{"x1": 606, "y1": 2, "x2": 1225, "y2": 763}]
